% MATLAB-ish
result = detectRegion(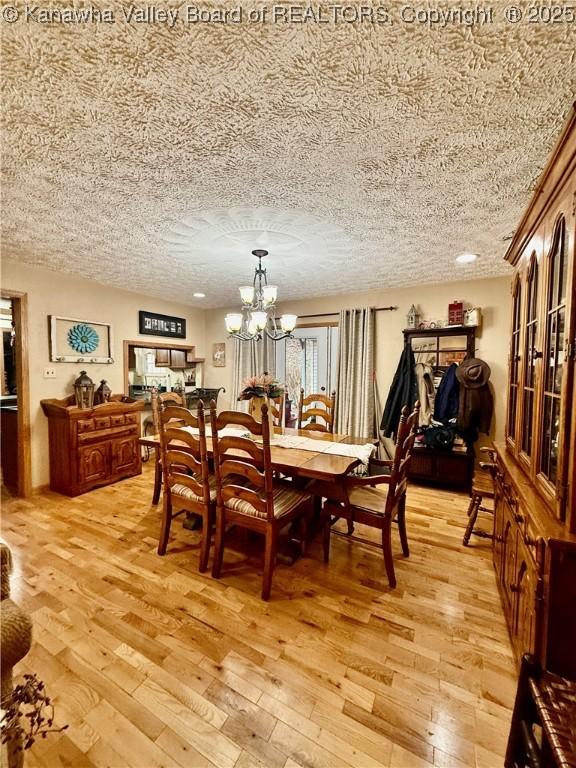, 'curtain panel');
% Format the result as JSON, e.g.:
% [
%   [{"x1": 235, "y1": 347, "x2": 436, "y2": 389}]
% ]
[
  {"x1": 335, "y1": 307, "x2": 376, "y2": 437},
  {"x1": 230, "y1": 336, "x2": 276, "y2": 408}
]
